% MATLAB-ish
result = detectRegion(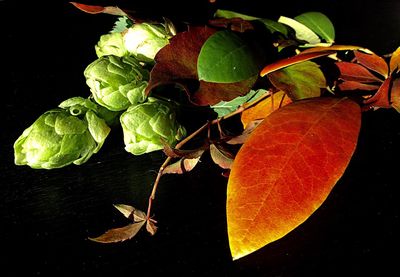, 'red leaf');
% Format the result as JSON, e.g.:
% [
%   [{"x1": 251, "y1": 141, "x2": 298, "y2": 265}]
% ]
[
  {"x1": 335, "y1": 62, "x2": 383, "y2": 83},
  {"x1": 300, "y1": 45, "x2": 372, "y2": 54},
  {"x1": 261, "y1": 45, "x2": 372, "y2": 77},
  {"x1": 70, "y1": 2, "x2": 128, "y2": 16},
  {"x1": 226, "y1": 97, "x2": 361, "y2": 260},
  {"x1": 363, "y1": 77, "x2": 392, "y2": 109},
  {"x1": 146, "y1": 26, "x2": 257, "y2": 106},
  {"x1": 337, "y1": 80, "x2": 380, "y2": 91},
  {"x1": 354, "y1": 51, "x2": 388, "y2": 78},
  {"x1": 260, "y1": 50, "x2": 335, "y2": 77},
  {"x1": 390, "y1": 47, "x2": 400, "y2": 75},
  {"x1": 391, "y1": 78, "x2": 400, "y2": 112}
]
